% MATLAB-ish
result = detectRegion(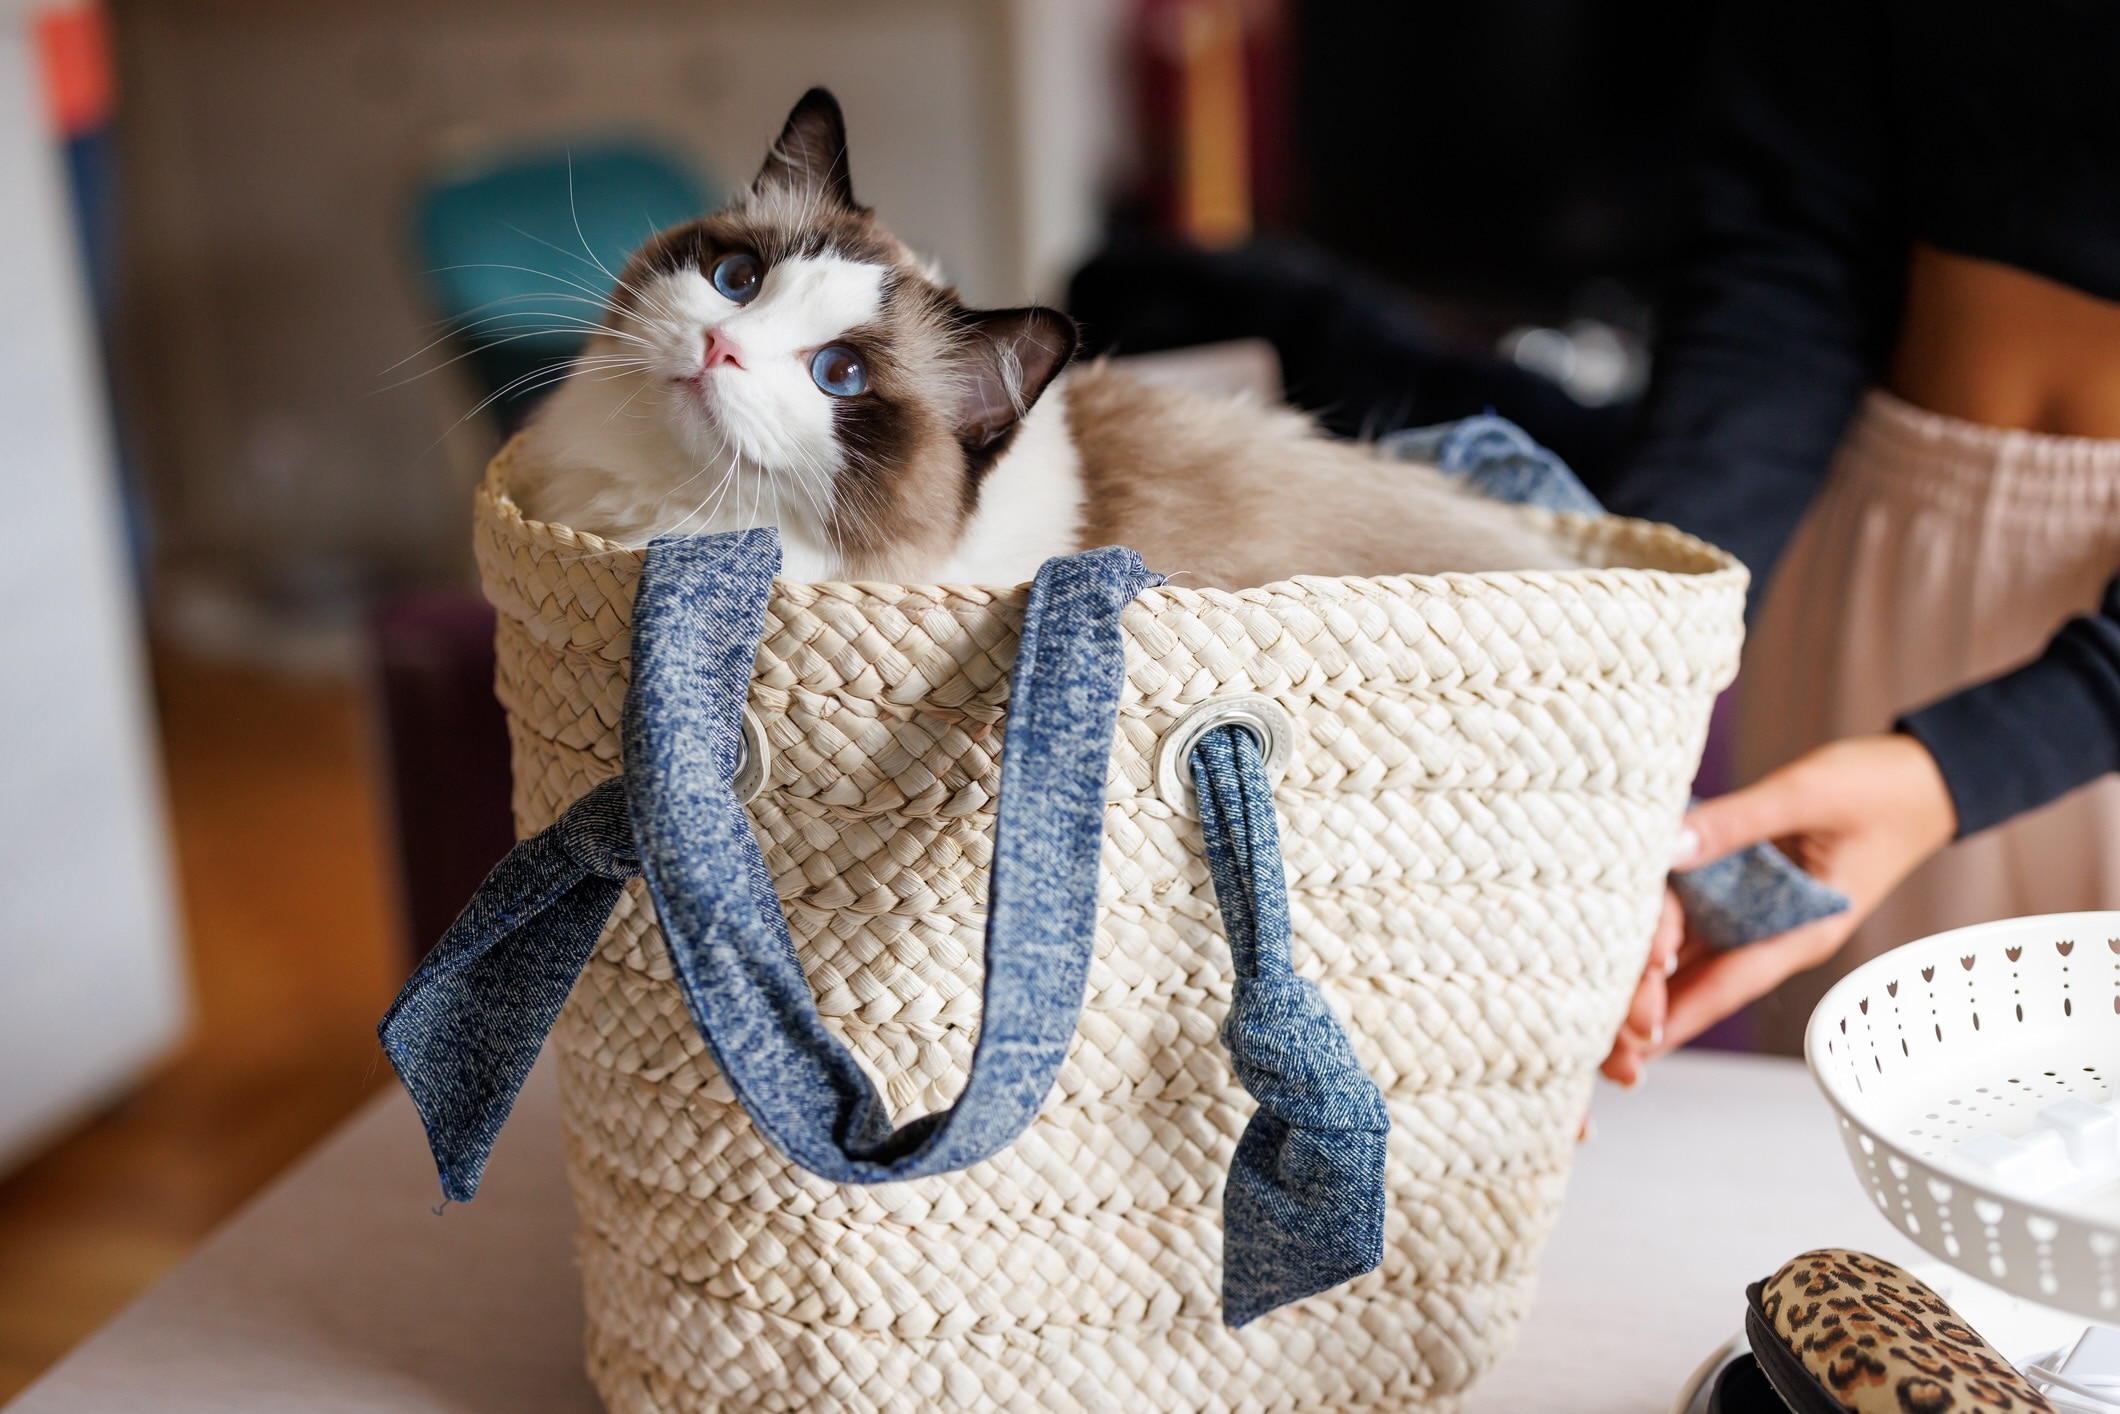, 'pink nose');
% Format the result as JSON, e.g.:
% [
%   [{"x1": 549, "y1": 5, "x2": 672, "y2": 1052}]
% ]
[{"x1": 703, "y1": 329, "x2": 745, "y2": 370}]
